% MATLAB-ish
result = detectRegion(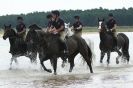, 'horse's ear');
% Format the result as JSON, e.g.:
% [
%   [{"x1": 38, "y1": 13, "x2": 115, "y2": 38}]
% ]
[
  {"x1": 4, "y1": 24, "x2": 6, "y2": 27},
  {"x1": 98, "y1": 18, "x2": 100, "y2": 21},
  {"x1": 102, "y1": 18, "x2": 105, "y2": 22},
  {"x1": 9, "y1": 24, "x2": 11, "y2": 28},
  {"x1": 3, "y1": 24, "x2": 6, "y2": 30}
]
